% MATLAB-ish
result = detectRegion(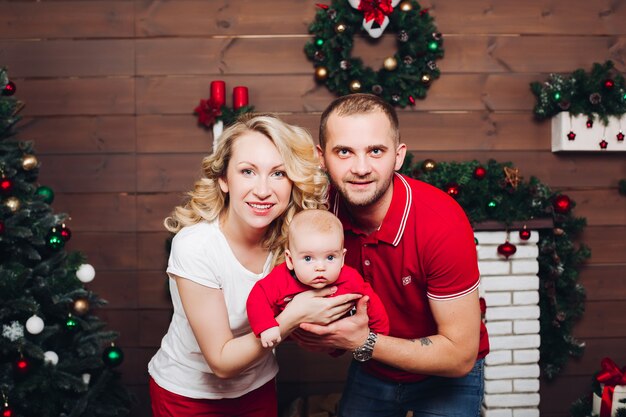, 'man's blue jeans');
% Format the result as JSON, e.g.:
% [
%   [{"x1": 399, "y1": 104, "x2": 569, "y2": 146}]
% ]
[{"x1": 338, "y1": 359, "x2": 485, "y2": 417}]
